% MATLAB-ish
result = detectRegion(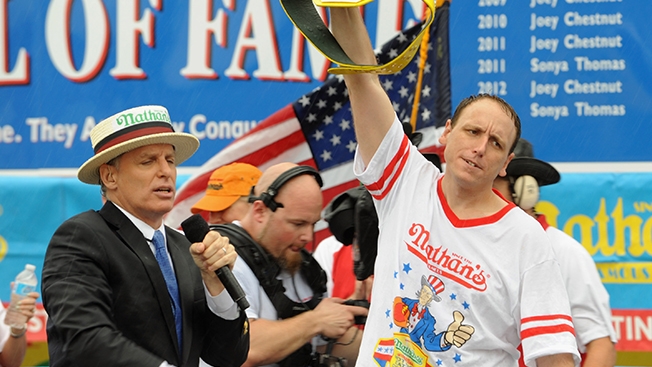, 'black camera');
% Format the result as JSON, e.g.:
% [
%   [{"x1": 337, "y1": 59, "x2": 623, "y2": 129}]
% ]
[
  {"x1": 343, "y1": 299, "x2": 370, "y2": 325},
  {"x1": 316, "y1": 353, "x2": 348, "y2": 367}
]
